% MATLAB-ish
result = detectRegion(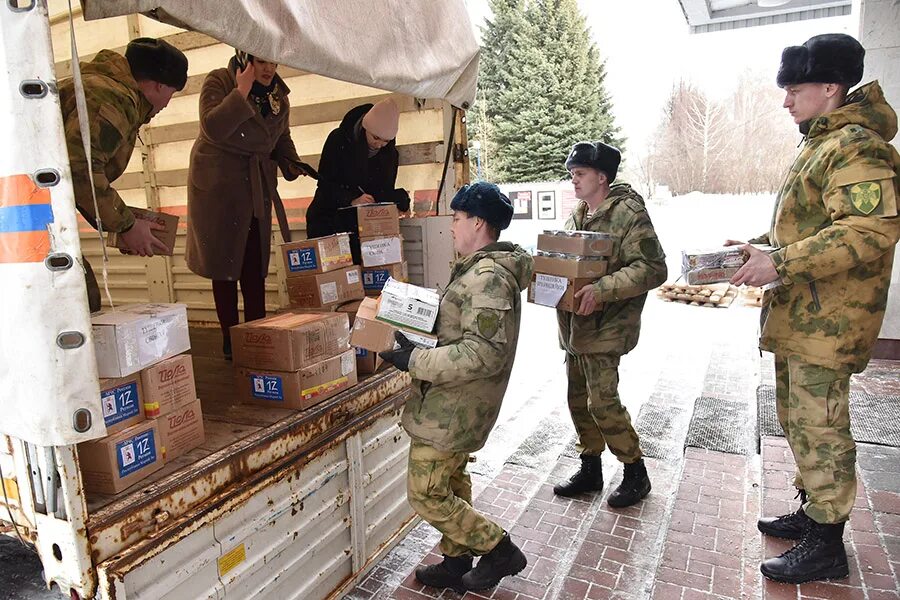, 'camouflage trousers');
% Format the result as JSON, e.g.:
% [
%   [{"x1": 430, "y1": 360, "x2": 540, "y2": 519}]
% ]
[
  {"x1": 775, "y1": 355, "x2": 856, "y2": 524},
  {"x1": 407, "y1": 441, "x2": 504, "y2": 557},
  {"x1": 566, "y1": 353, "x2": 642, "y2": 463}
]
